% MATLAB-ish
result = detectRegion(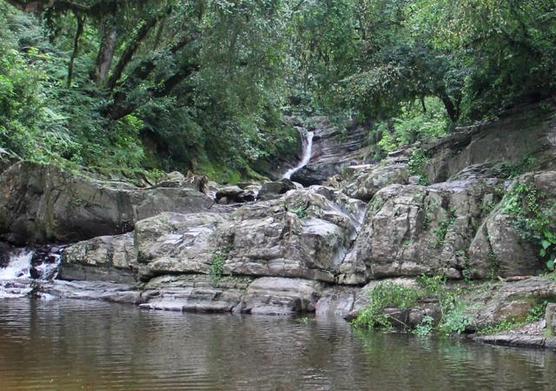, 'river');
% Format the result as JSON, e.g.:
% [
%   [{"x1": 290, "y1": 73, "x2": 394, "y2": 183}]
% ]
[{"x1": 0, "y1": 299, "x2": 554, "y2": 390}]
